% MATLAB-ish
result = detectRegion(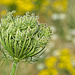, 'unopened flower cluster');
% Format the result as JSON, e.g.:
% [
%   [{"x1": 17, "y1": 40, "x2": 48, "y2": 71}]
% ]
[{"x1": 0, "y1": 11, "x2": 52, "y2": 63}]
